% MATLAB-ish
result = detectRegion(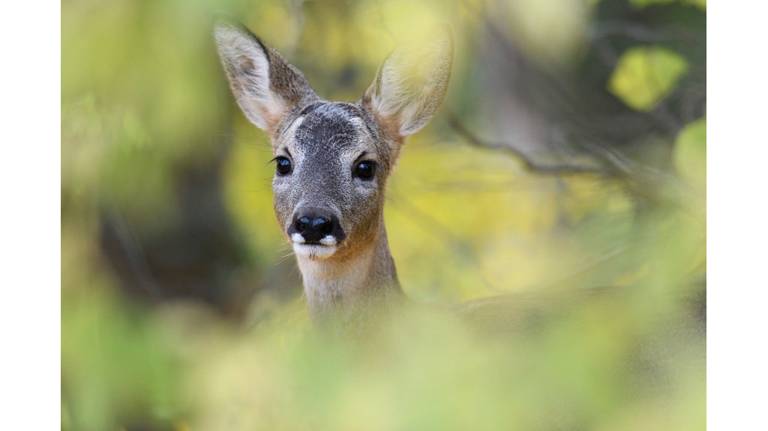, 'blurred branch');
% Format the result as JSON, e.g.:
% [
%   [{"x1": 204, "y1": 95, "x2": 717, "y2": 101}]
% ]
[
  {"x1": 447, "y1": 112, "x2": 693, "y2": 212},
  {"x1": 590, "y1": 22, "x2": 666, "y2": 42},
  {"x1": 101, "y1": 209, "x2": 161, "y2": 297},
  {"x1": 447, "y1": 113, "x2": 614, "y2": 177}
]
